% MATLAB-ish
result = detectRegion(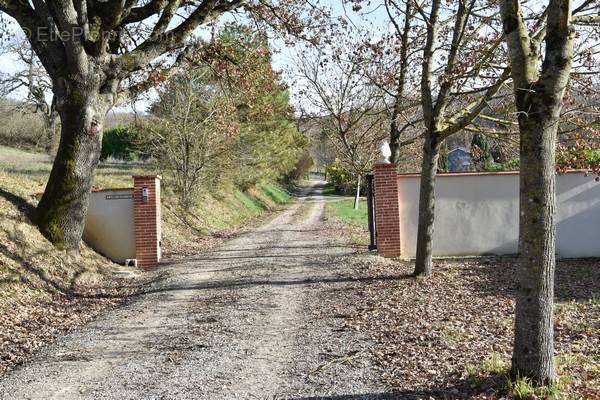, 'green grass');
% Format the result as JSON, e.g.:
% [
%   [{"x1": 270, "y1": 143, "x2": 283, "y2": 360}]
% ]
[
  {"x1": 164, "y1": 182, "x2": 292, "y2": 237},
  {"x1": 464, "y1": 354, "x2": 568, "y2": 399},
  {"x1": 322, "y1": 184, "x2": 338, "y2": 196},
  {"x1": 327, "y1": 198, "x2": 368, "y2": 227},
  {"x1": 234, "y1": 190, "x2": 269, "y2": 213},
  {"x1": 482, "y1": 353, "x2": 507, "y2": 375},
  {"x1": 261, "y1": 184, "x2": 291, "y2": 203}
]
